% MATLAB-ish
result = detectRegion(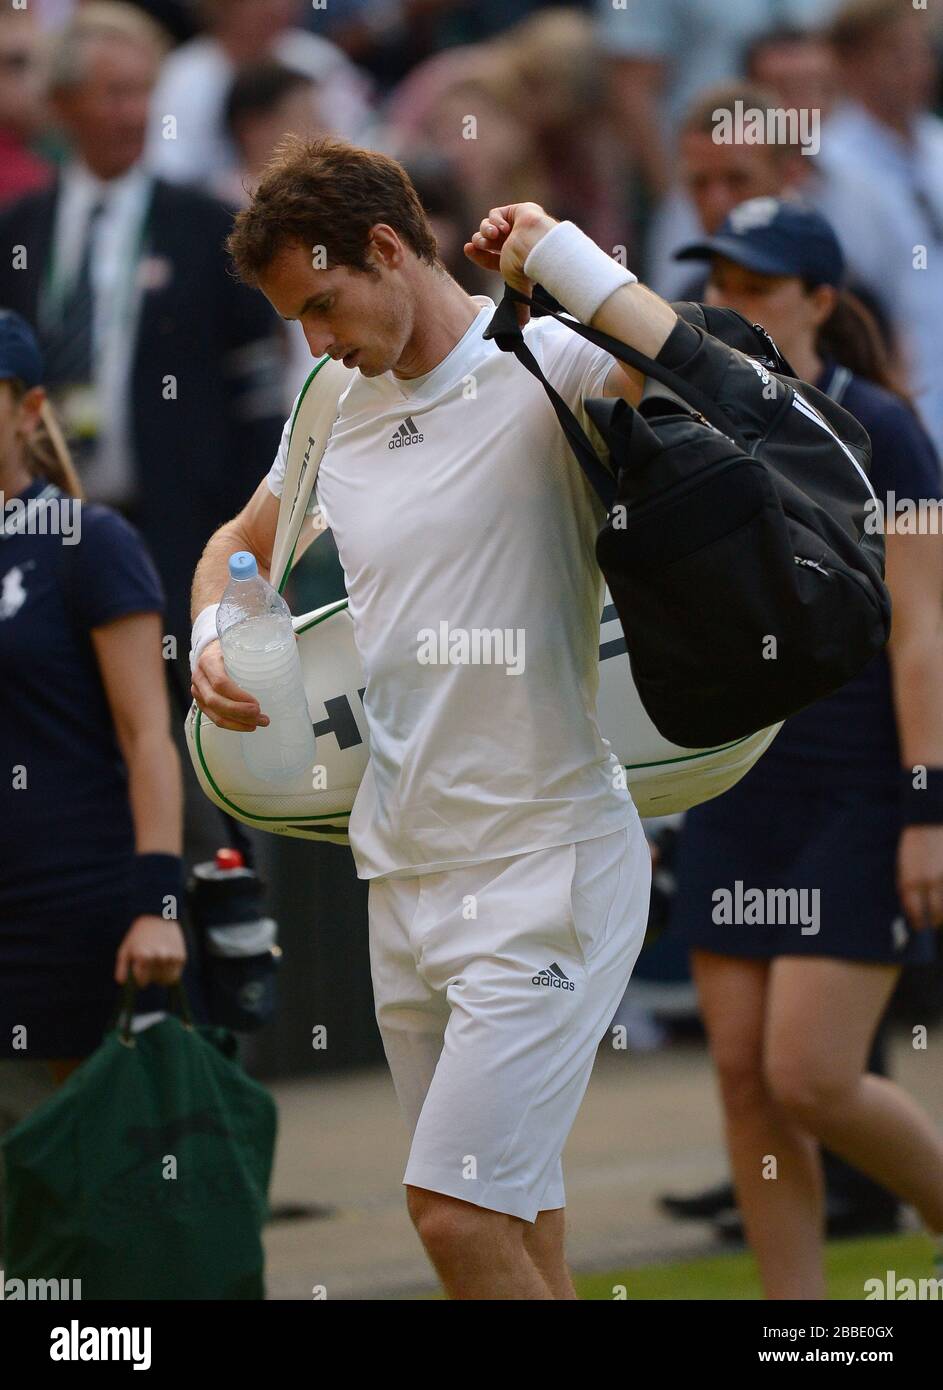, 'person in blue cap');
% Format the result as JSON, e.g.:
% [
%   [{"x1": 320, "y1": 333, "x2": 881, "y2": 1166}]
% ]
[
  {"x1": 0, "y1": 310, "x2": 186, "y2": 1202},
  {"x1": 666, "y1": 198, "x2": 943, "y2": 1297}
]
